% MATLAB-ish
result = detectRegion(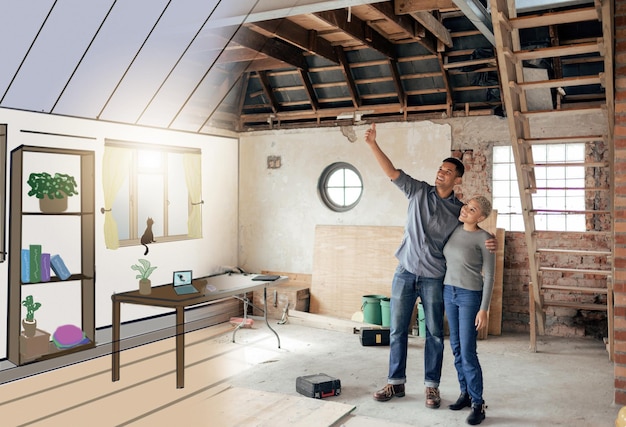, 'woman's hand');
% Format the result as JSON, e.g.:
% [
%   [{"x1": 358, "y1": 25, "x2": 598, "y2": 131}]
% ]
[{"x1": 475, "y1": 309, "x2": 488, "y2": 331}]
